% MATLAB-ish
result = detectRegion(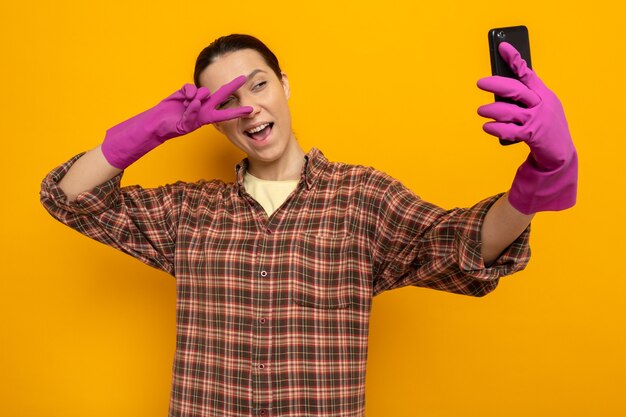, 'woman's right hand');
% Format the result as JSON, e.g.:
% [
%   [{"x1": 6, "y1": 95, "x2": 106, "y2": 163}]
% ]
[{"x1": 101, "y1": 76, "x2": 252, "y2": 169}]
